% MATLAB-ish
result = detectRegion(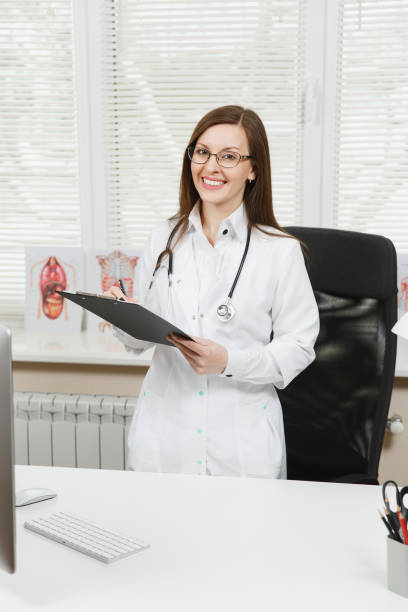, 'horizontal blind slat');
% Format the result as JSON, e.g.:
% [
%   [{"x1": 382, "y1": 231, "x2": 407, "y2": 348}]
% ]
[
  {"x1": 0, "y1": 0, "x2": 81, "y2": 320},
  {"x1": 333, "y1": 0, "x2": 408, "y2": 253},
  {"x1": 103, "y1": 0, "x2": 303, "y2": 249}
]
